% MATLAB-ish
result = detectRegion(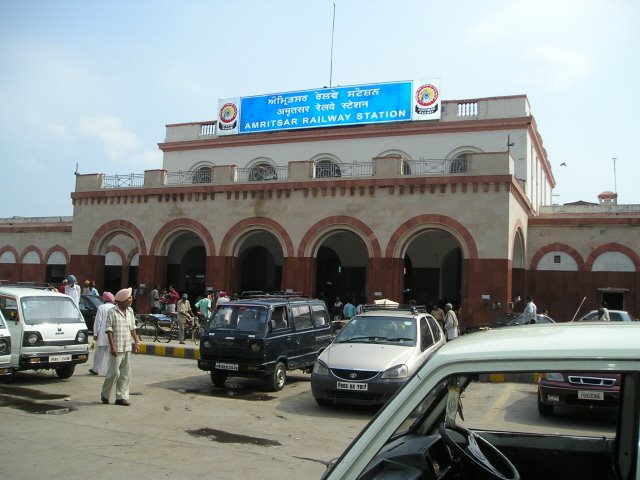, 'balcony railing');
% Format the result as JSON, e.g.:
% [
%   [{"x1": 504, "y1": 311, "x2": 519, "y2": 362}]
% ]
[
  {"x1": 403, "y1": 157, "x2": 469, "y2": 175},
  {"x1": 104, "y1": 174, "x2": 145, "y2": 188},
  {"x1": 237, "y1": 165, "x2": 289, "y2": 182},
  {"x1": 166, "y1": 169, "x2": 212, "y2": 185},
  {"x1": 88, "y1": 155, "x2": 487, "y2": 193}
]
